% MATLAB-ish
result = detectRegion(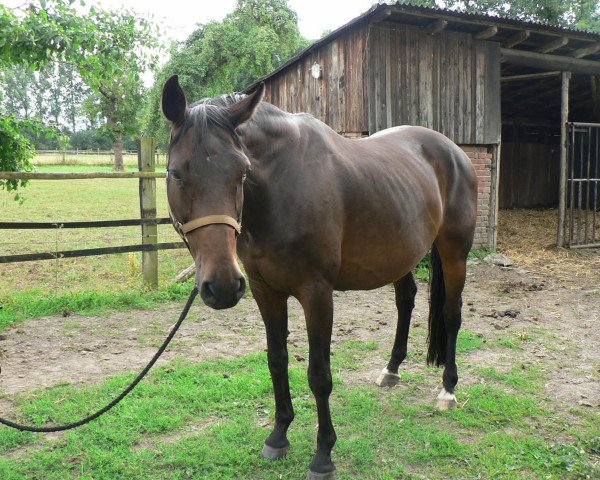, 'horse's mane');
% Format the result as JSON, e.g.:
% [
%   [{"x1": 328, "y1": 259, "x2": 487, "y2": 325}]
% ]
[{"x1": 170, "y1": 93, "x2": 289, "y2": 152}]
